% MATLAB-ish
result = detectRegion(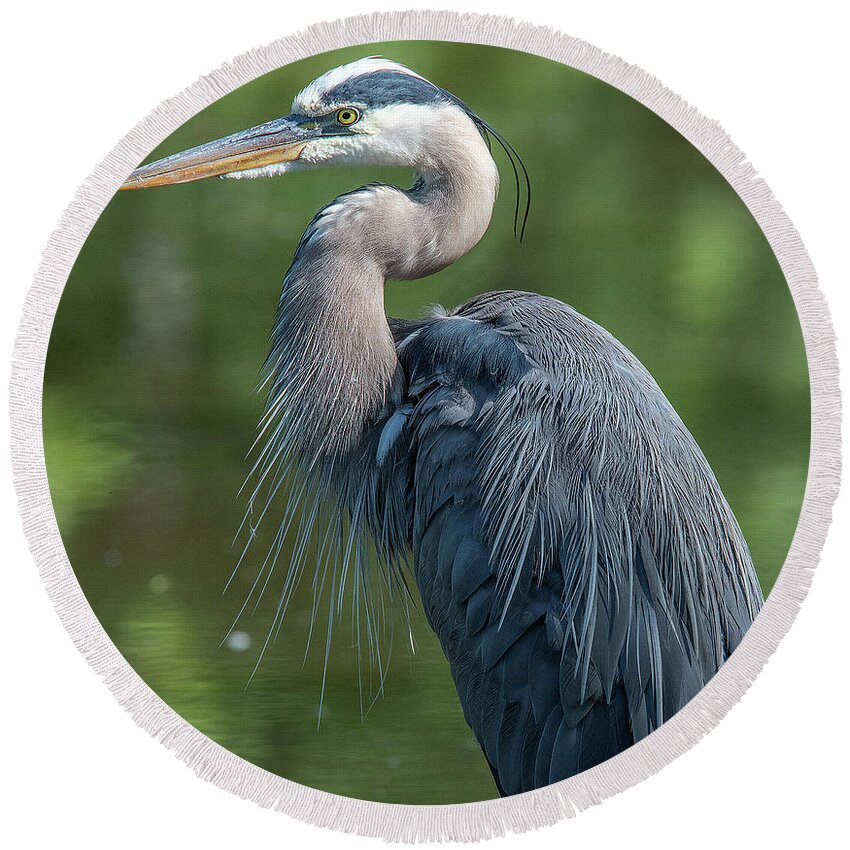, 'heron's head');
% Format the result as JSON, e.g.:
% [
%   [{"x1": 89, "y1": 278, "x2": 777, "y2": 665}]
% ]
[{"x1": 121, "y1": 58, "x2": 507, "y2": 189}]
